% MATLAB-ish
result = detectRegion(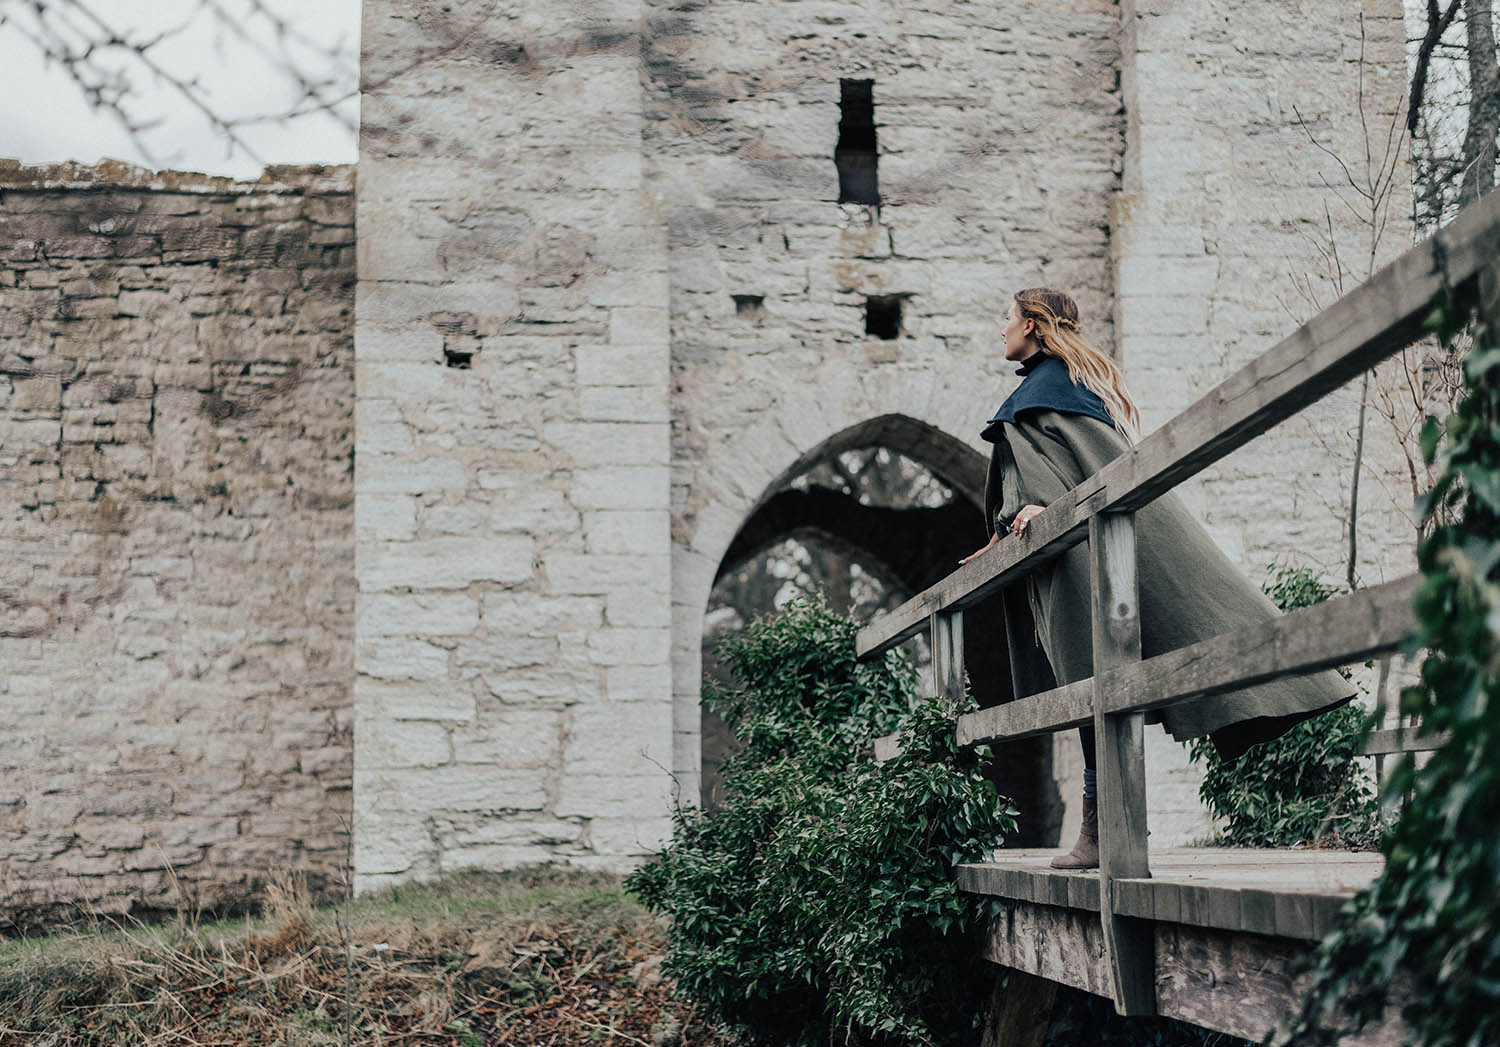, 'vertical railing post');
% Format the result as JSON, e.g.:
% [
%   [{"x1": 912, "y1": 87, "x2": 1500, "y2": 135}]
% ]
[
  {"x1": 1088, "y1": 511, "x2": 1154, "y2": 1015},
  {"x1": 929, "y1": 610, "x2": 965, "y2": 706}
]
